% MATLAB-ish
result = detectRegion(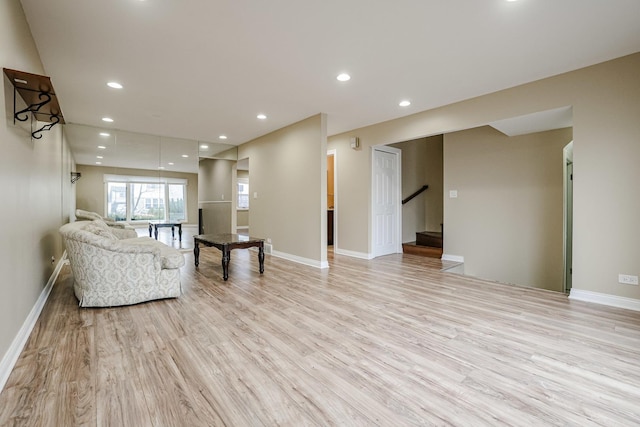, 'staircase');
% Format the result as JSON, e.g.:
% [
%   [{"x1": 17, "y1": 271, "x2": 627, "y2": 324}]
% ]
[{"x1": 403, "y1": 231, "x2": 443, "y2": 259}]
